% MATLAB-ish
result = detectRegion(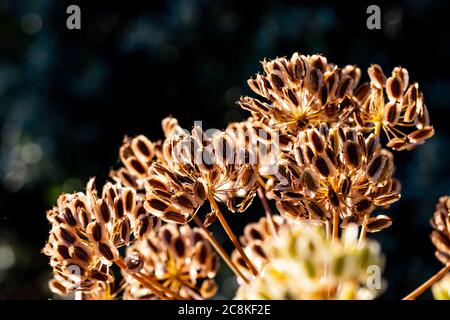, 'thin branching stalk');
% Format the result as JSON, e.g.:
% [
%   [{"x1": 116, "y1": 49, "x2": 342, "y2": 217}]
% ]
[
  {"x1": 208, "y1": 194, "x2": 258, "y2": 276},
  {"x1": 257, "y1": 182, "x2": 278, "y2": 237},
  {"x1": 193, "y1": 216, "x2": 250, "y2": 284},
  {"x1": 403, "y1": 263, "x2": 450, "y2": 300}
]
